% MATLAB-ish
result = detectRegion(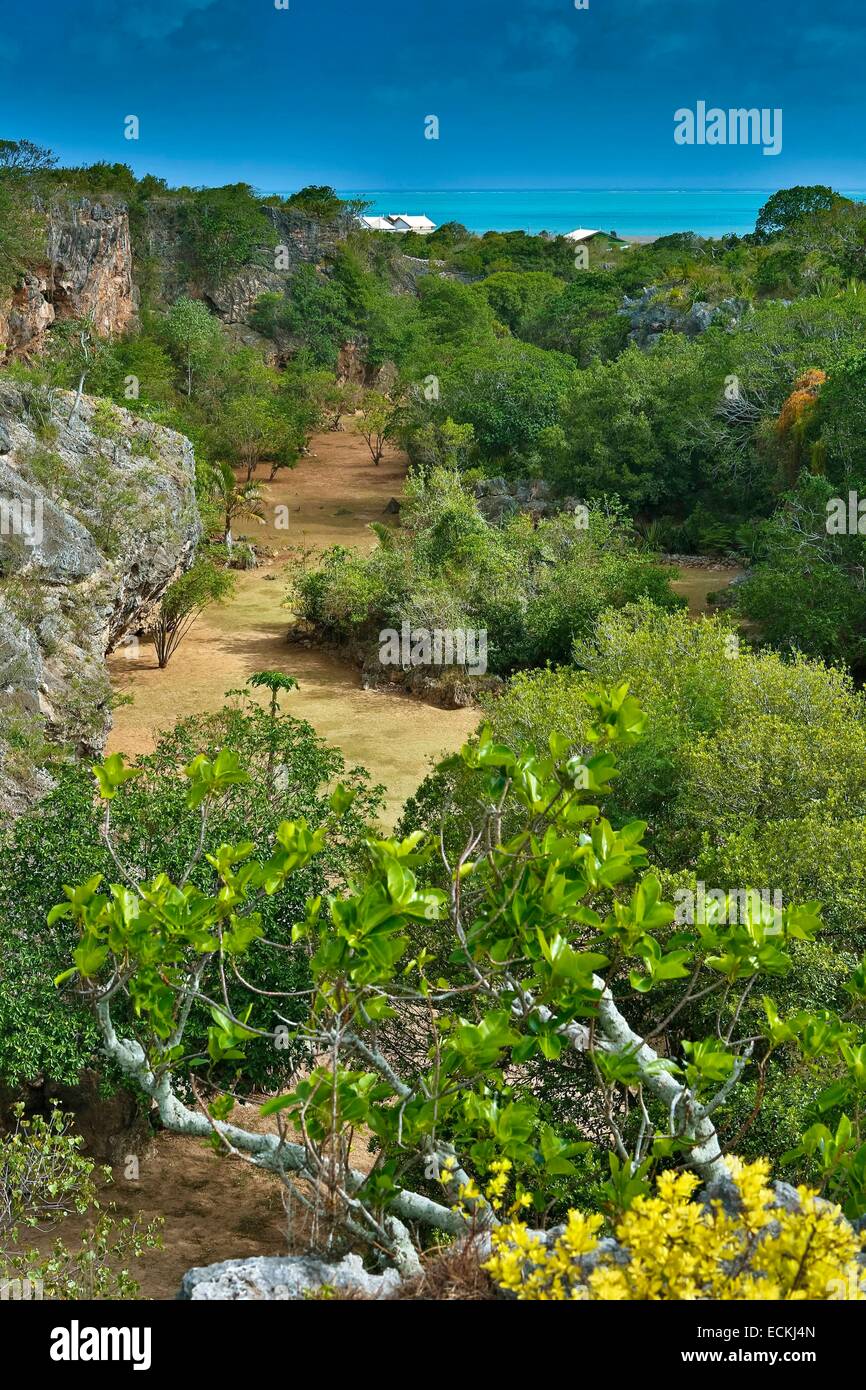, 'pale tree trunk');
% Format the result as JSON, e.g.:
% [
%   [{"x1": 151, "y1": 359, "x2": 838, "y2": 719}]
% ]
[
  {"x1": 519, "y1": 977, "x2": 732, "y2": 1184},
  {"x1": 95, "y1": 998, "x2": 466, "y2": 1275}
]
